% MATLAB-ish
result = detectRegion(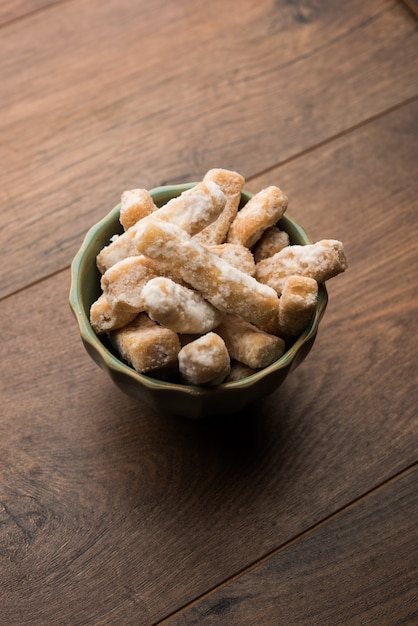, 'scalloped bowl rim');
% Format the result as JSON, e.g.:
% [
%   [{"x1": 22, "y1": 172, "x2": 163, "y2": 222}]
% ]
[{"x1": 69, "y1": 183, "x2": 328, "y2": 400}]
